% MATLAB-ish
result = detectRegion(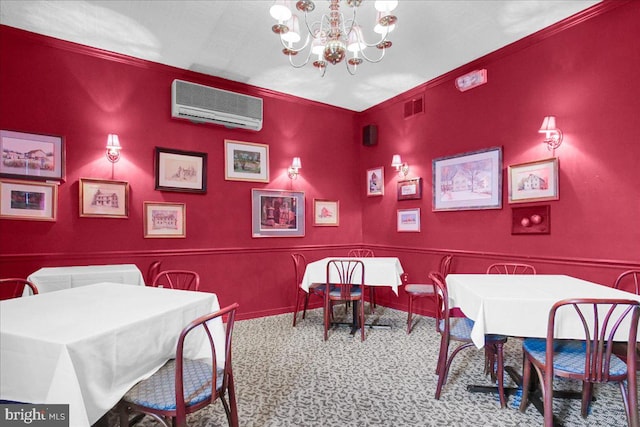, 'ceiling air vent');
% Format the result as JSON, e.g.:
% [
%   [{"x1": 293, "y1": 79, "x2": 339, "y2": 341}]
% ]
[{"x1": 403, "y1": 96, "x2": 424, "y2": 119}]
